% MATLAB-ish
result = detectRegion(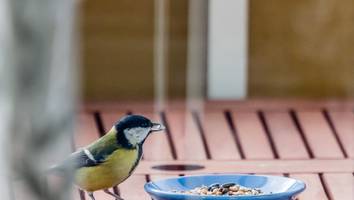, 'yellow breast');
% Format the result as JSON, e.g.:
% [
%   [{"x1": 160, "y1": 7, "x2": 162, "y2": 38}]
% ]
[{"x1": 74, "y1": 147, "x2": 140, "y2": 192}]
